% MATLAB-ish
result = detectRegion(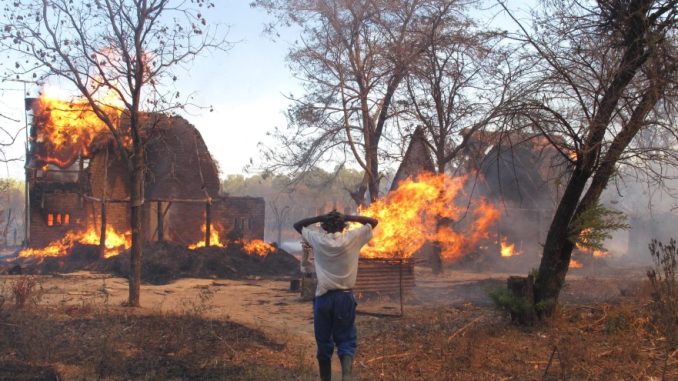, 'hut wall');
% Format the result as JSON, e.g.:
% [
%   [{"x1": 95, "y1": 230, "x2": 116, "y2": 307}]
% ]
[
  {"x1": 166, "y1": 202, "x2": 206, "y2": 245},
  {"x1": 212, "y1": 197, "x2": 265, "y2": 241},
  {"x1": 87, "y1": 153, "x2": 130, "y2": 234},
  {"x1": 29, "y1": 190, "x2": 86, "y2": 247}
]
